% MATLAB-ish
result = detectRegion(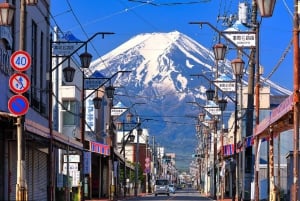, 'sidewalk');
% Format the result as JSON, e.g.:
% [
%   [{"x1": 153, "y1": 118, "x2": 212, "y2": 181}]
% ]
[{"x1": 200, "y1": 193, "x2": 232, "y2": 201}]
